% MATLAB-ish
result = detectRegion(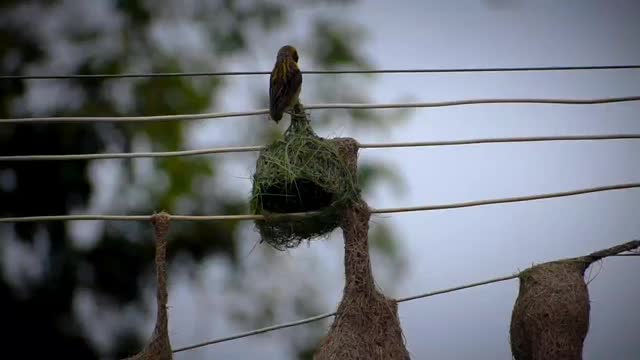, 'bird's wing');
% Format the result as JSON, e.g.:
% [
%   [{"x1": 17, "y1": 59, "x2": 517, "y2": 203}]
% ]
[{"x1": 270, "y1": 61, "x2": 302, "y2": 120}]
